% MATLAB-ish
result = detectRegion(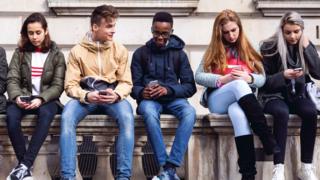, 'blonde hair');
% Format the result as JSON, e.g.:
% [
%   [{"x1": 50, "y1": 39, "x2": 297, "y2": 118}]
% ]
[
  {"x1": 261, "y1": 11, "x2": 306, "y2": 71},
  {"x1": 203, "y1": 9, "x2": 263, "y2": 73}
]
